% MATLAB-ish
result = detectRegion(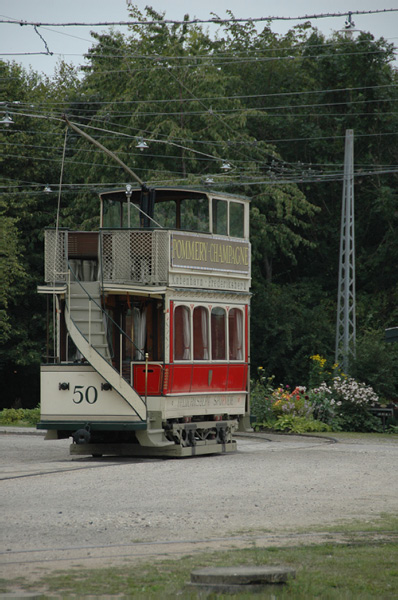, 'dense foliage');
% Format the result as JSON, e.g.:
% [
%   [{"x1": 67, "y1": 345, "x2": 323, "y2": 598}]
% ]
[{"x1": 1, "y1": 6, "x2": 398, "y2": 409}]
